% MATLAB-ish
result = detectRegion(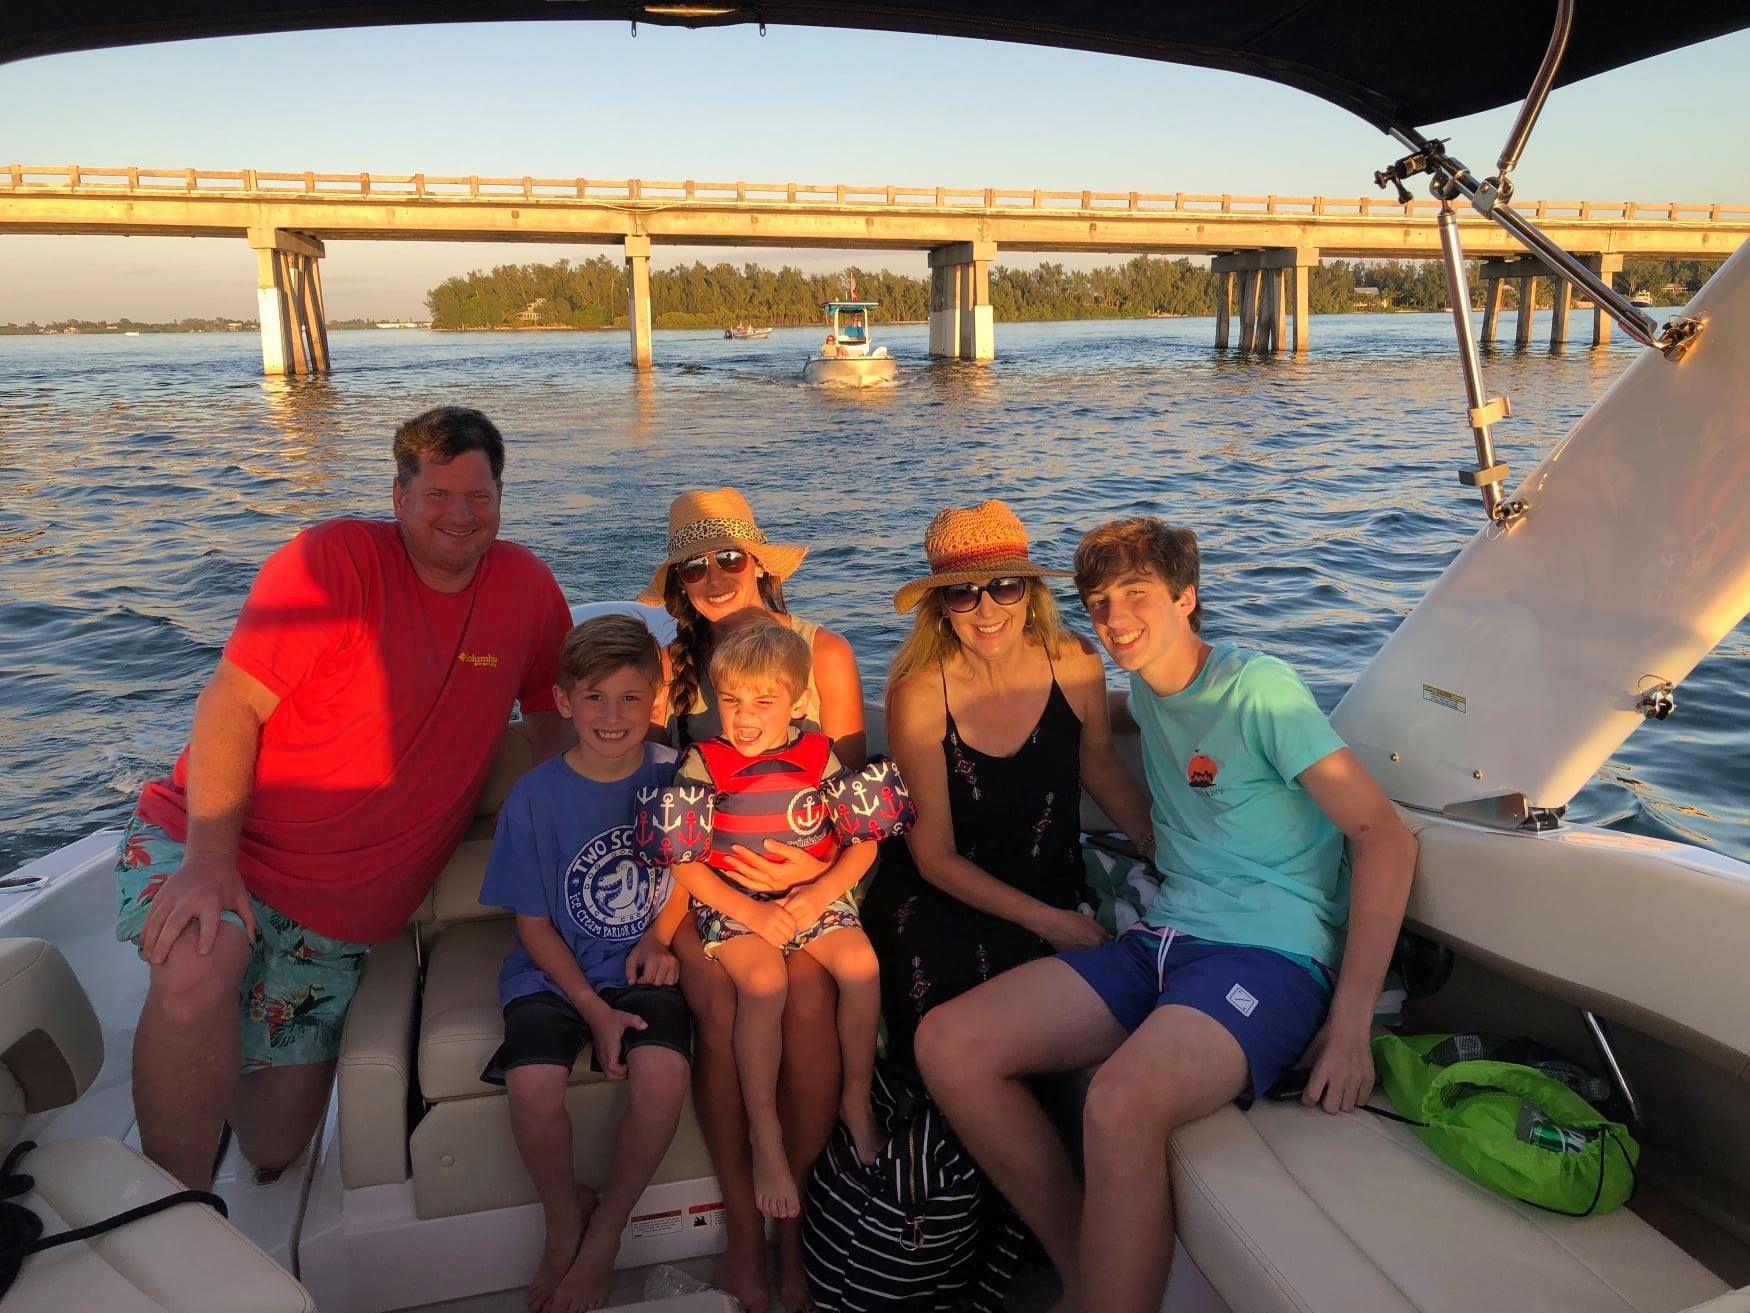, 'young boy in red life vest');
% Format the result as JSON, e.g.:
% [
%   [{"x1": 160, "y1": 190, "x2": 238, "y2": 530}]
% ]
[{"x1": 642, "y1": 618, "x2": 908, "y2": 1222}]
